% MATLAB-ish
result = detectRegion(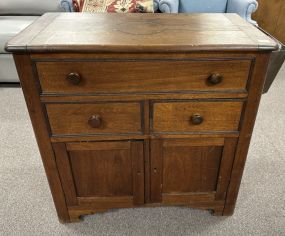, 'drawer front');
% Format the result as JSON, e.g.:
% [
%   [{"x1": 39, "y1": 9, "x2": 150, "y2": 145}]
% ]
[
  {"x1": 151, "y1": 100, "x2": 243, "y2": 133},
  {"x1": 45, "y1": 102, "x2": 143, "y2": 136},
  {"x1": 36, "y1": 59, "x2": 251, "y2": 94}
]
